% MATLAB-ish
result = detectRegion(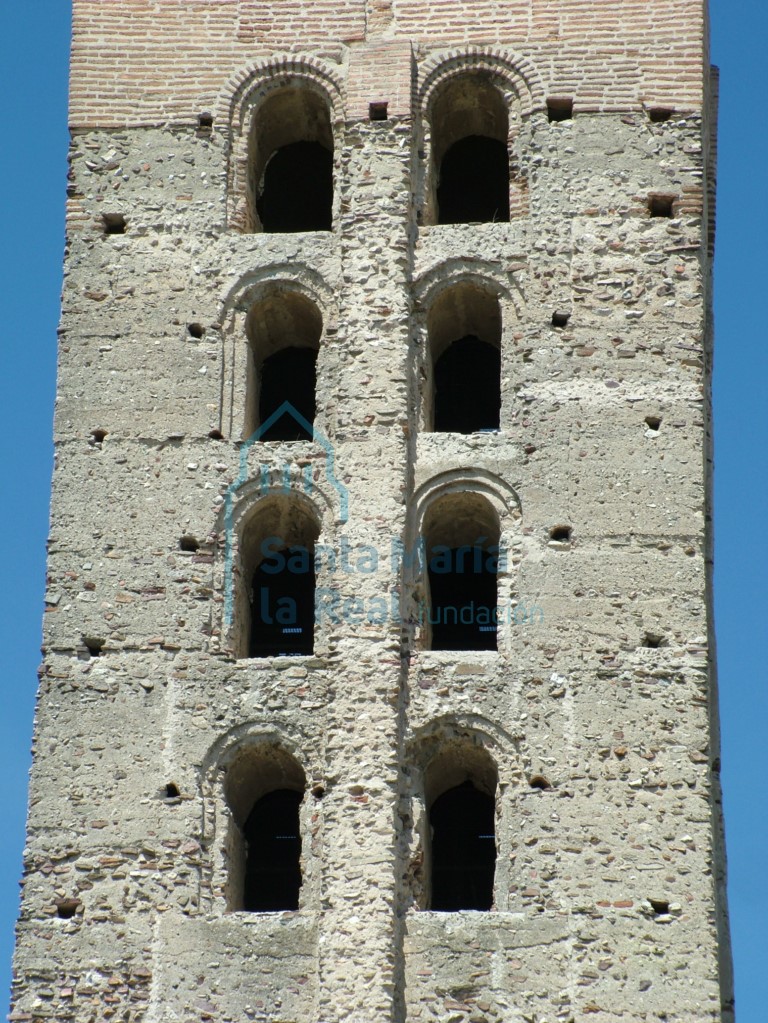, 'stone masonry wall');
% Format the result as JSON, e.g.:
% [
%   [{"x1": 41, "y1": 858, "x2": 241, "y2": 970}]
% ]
[{"x1": 11, "y1": 2, "x2": 730, "y2": 1023}]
